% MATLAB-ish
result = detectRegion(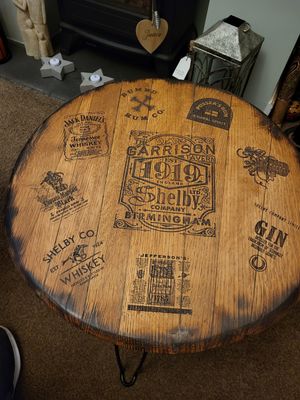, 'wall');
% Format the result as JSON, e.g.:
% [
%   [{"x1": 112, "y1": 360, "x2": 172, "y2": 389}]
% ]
[
  {"x1": 0, "y1": 0, "x2": 23, "y2": 43},
  {"x1": 1, "y1": 0, "x2": 299, "y2": 112},
  {"x1": 0, "y1": 0, "x2": 60, "y2": 42},
  {"x1": 195, "y1": 0, "x2": 300, "y2": 112}
]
